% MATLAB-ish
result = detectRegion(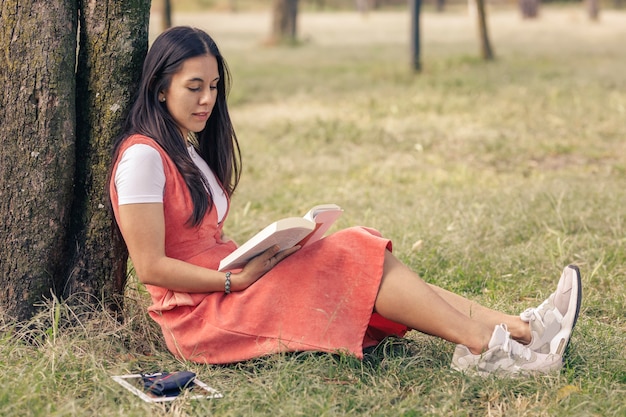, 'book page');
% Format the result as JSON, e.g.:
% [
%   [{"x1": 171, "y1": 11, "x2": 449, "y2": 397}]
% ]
[
  {"x1": 303, "y1": 204, "x2": 342, "y2": 222},
  {"x1": 299, "y1": 204, "x2": 343, "y2": 247}
]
